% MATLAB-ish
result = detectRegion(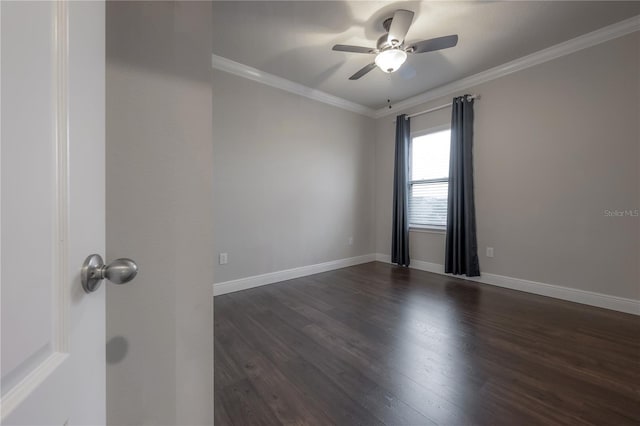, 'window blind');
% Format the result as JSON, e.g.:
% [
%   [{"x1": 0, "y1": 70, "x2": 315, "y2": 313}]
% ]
[{"x1": 409, "y1": 180, "x2": 448, "y2": 227}]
